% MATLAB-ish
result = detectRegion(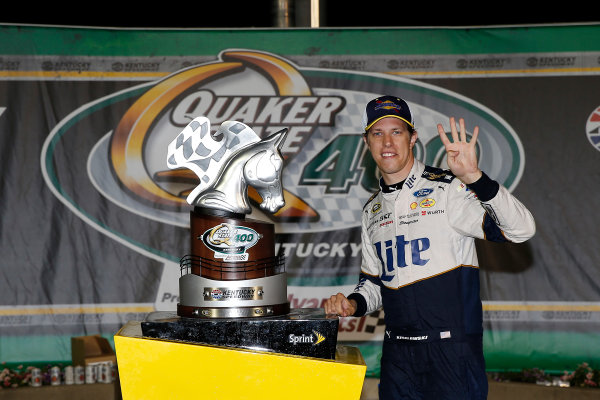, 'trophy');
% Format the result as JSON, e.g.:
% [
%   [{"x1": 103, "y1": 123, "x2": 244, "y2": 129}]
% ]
[
  {"x1": 166, "y1": 116, "x2": 290, "y2": 318},
  {"x1": 140, "y1": 117, "x2": 338, "y2": 359}
]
